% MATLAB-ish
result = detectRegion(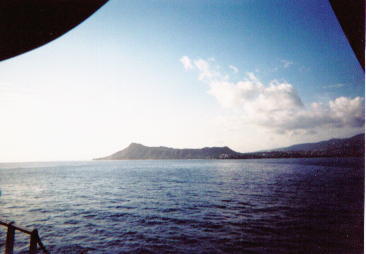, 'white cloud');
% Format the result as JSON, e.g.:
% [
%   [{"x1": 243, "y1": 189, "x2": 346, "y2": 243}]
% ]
[
  {"x1": 194, "y1": 58, "x2": 223, "y2": 81},
  {"x1": 229, "y1": 65, "x2": 239, "y2": 73},
  {"x1": 281, "y1": 59, "x2": 293, "y2": 68},
  {"x1": 179, "y1": 56, "x2": 193, "y2": 70},
  {"x1": 180, "y1": 57, "x2": 364, "y2": 134},
  {"x1": 322, "y1": 83, "x2": 345, "y2": 89}
]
